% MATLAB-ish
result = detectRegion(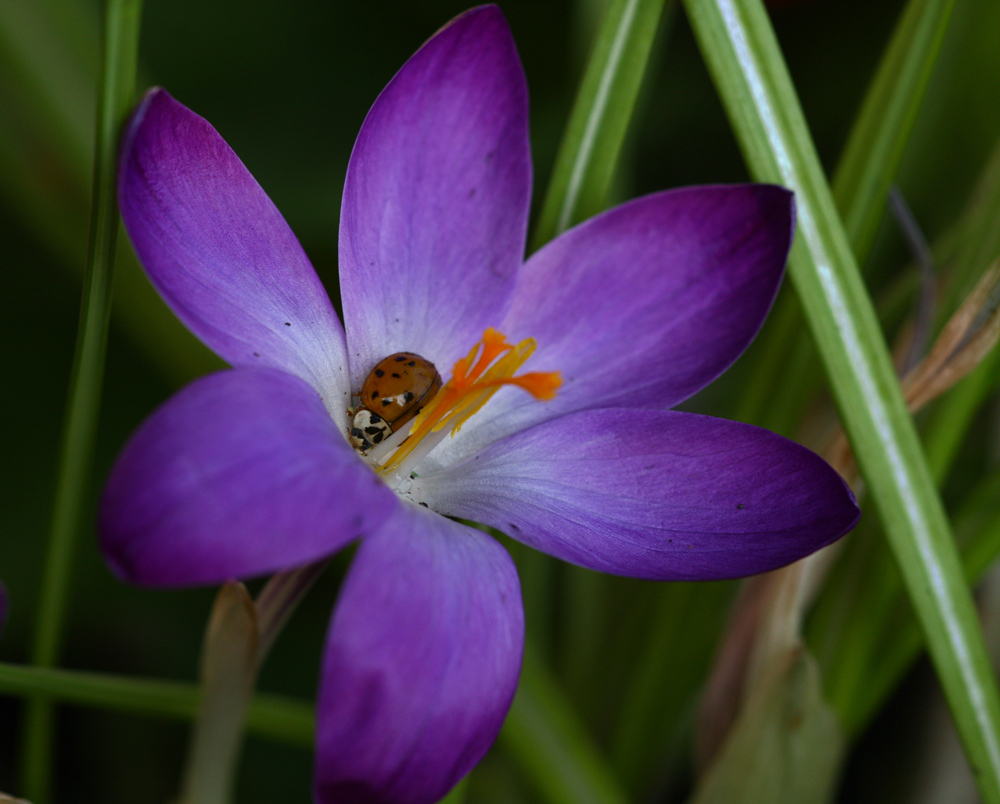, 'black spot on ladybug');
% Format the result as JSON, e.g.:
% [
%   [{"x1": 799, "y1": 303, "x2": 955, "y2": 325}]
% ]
[
  {"x1": 381, "y1": 399, "x2": 392, "y2": 407},
  {"x1": 369, "y1": 414, "x2": 383, "y2": 424},
  {"x1": 391, "y1": 372, "x2": 401, "y2": 378},
  {"x1": 375, "y1": 369, "x2": 384, "y2": 378},
  {"x1": 364, "y1": 426, "x2": 382, "y2": 435},
  {"x1": 350, "y1": 428, "x2": 364, "y2": 439},
  {"x1": 407, "y1": 360, "x2": 416, "y2": 366},
  {"x1": 394, "y1": 355, "x2": 407, "y2": 362},
  {"x1": 353, "y1": 435, "x2": 372, "y2": 450},
  {"x1": 404, "y1": 391, "x2": 415, "y2": 403},
  {"x1": 373, "y1": 432, "x2": 384, "y2": 444},
  {"x1": 371, "y1": 390, "x2": 379, "y2": 400}
]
